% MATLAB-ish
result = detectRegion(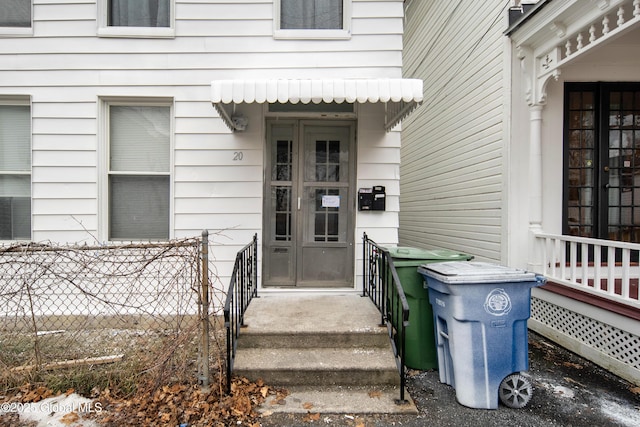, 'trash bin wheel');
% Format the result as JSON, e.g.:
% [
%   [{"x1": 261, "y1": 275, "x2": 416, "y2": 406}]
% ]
[{"x1": 499, "y1": 373, "x2": 533, "y2": 409}]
